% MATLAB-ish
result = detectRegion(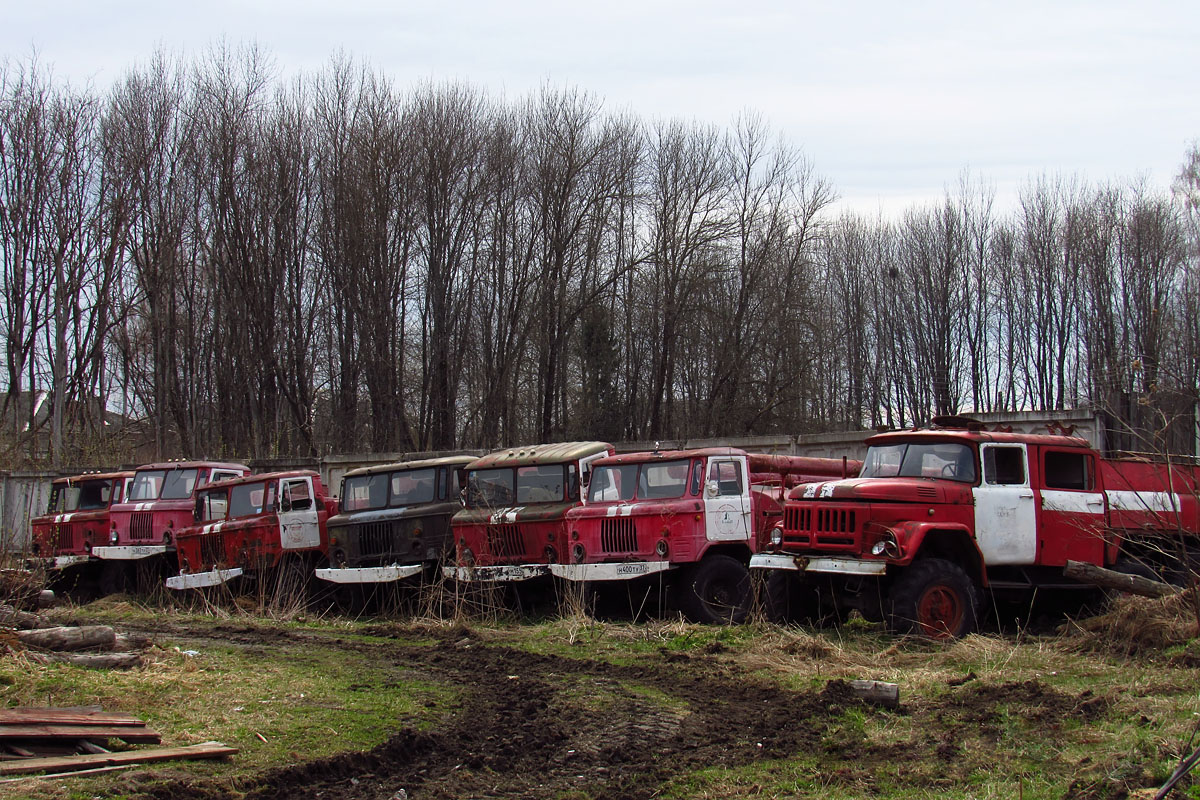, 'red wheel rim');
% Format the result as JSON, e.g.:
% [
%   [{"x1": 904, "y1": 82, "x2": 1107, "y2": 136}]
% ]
[{"x1": 917, "y1": 585, "x2": 963, "y2": 638}]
